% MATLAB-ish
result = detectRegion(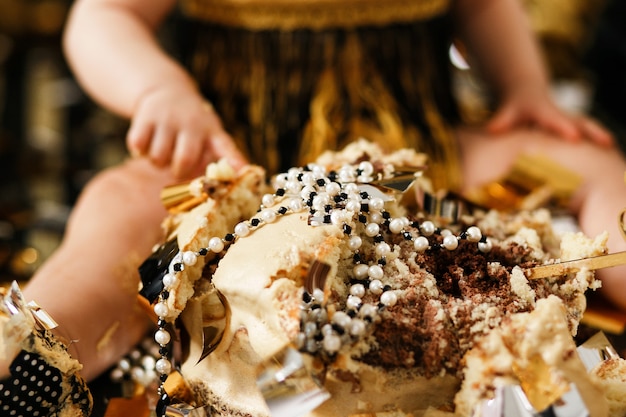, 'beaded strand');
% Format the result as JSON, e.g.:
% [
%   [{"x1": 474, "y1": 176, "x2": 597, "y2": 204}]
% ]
[{"x1": 150, "y1": 161, "x2": 492, "y2": 415}]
